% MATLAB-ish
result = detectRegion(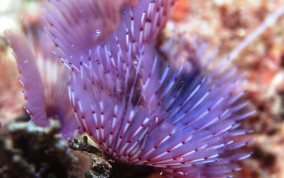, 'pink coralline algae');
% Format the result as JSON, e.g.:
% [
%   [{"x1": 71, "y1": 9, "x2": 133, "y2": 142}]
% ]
[{"x1": 7, "y1": 0, "x2": 256, "y2": 177}]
